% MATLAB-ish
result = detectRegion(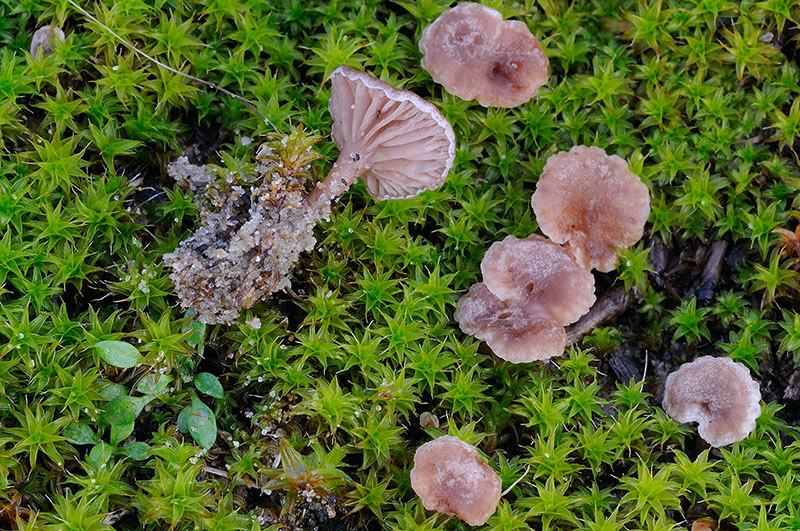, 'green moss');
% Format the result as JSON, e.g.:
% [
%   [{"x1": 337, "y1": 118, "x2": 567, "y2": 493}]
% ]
[{"x1": 1, "y1": 0, "x2": 800, "y2": 529}]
